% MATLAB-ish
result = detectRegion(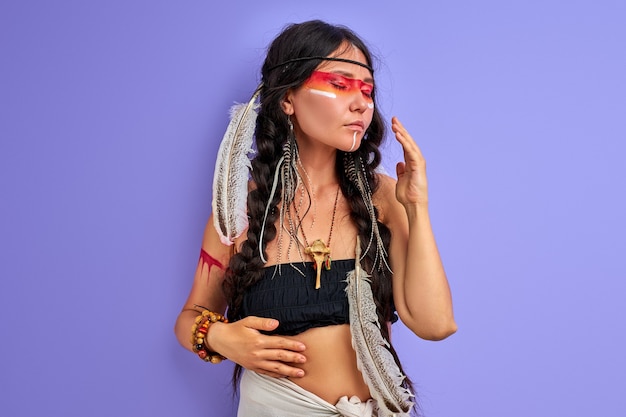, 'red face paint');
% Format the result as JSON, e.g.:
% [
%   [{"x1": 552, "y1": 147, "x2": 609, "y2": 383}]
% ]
[{"x1": 304, "y1": 71, "x2": 374, "y2": 106}]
